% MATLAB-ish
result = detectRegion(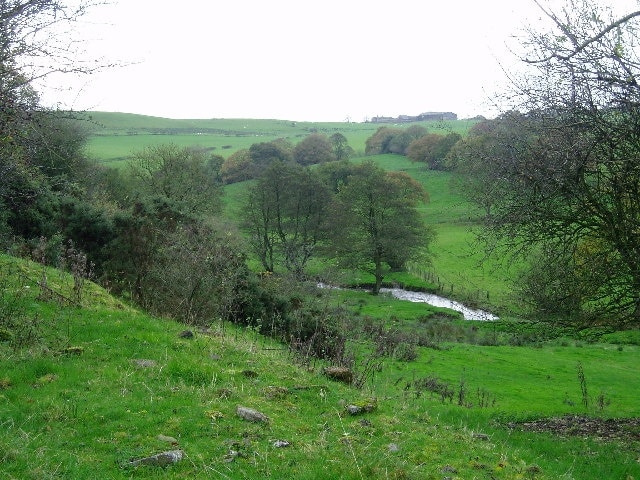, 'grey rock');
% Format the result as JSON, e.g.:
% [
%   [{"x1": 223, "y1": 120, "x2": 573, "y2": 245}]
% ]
[
  {"x1": 388, "y1": 443, "x2": 400, "y2": 452},
  {"x1": 323, "y1": 366, "x2": 353, "y2": 383},
  {"x1": 236, "y1": 406, "x2": 269, "y2": 423},
  {"x1": 273, "y1": 440, "x2": 290, "y2": 448},
  {"x1": 223, "y1": 450, "x2": 239, "y2": 463},
  {"x1": 127, "y1": 449, "x2": 183, "y2": 467},
  {"x1": 345, "y1": 398, "x2": 377, "y2": 415},
  {"x1": 442, "y1": 465, "x2": 458, "y2": 473}
]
